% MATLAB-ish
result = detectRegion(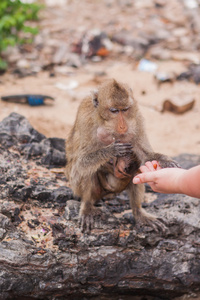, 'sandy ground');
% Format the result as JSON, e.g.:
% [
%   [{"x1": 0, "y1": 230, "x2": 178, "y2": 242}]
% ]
[
  {"x1": 0, "y1": 0, "x2": 200, "y2": 159},
  {"x1": 0, "y1": 58, "x2": 199, "y2": 159}
]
